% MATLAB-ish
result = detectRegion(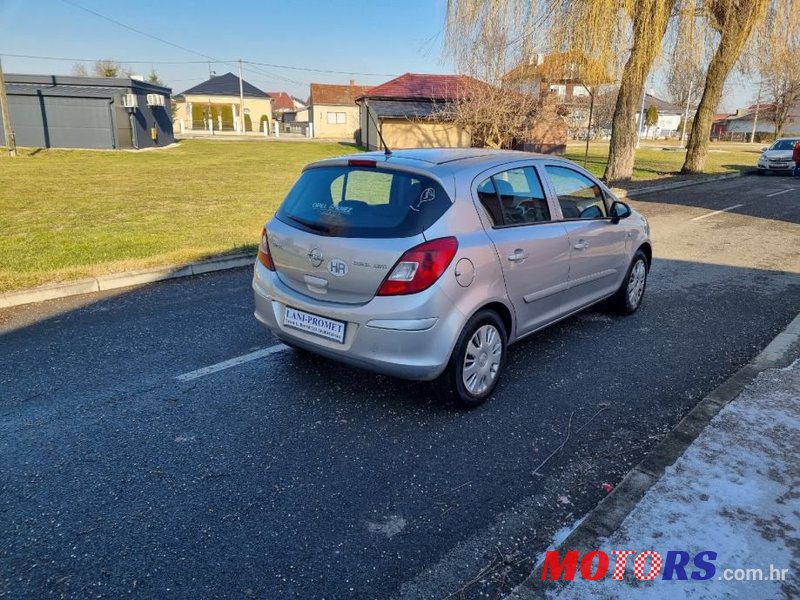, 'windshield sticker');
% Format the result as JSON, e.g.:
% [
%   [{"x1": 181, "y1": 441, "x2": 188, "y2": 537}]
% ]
[
  {"x1": 312, "y1": 202, "x2": 353, "y2": 215},
  {"x1": 411, "y1": 187, "x2": 436, "y2": 212}
]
